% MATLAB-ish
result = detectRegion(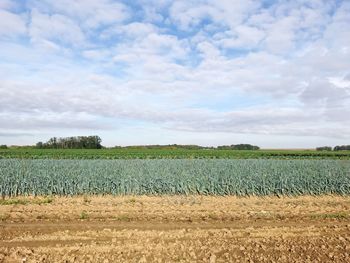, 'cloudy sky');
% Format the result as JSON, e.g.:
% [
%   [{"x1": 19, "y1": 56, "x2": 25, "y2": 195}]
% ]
[{"x1": 0, "y1": 0, "x2": 349, "y2": 148}]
